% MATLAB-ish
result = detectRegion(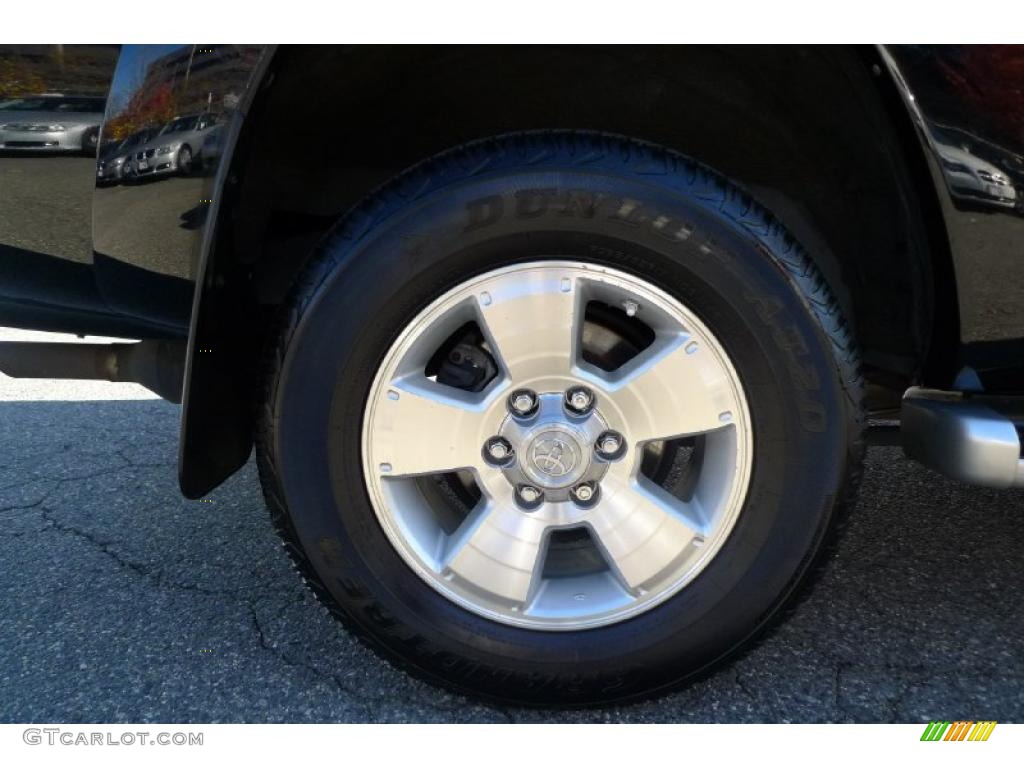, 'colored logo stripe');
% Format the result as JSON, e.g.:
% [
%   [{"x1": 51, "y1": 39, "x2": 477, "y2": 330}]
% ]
[
  {"x1": 944, "y1": 721, "x2": 972, "y2": 741},
  {"x1": 969, "y1": 721, "x2": 997, "y2": 741},
  {"x1": 920, "y1": 721, "x2": 996, "y2": 741}
]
